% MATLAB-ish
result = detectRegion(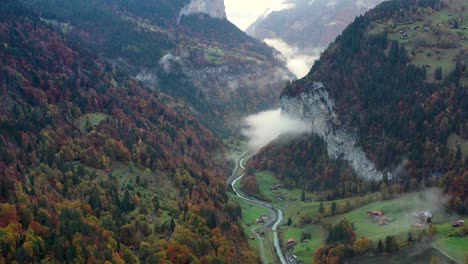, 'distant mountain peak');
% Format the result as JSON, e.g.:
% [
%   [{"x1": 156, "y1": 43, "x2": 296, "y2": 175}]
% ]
[{"x1": 179, "y1": 0, "x2": 226, "y2": 21}]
